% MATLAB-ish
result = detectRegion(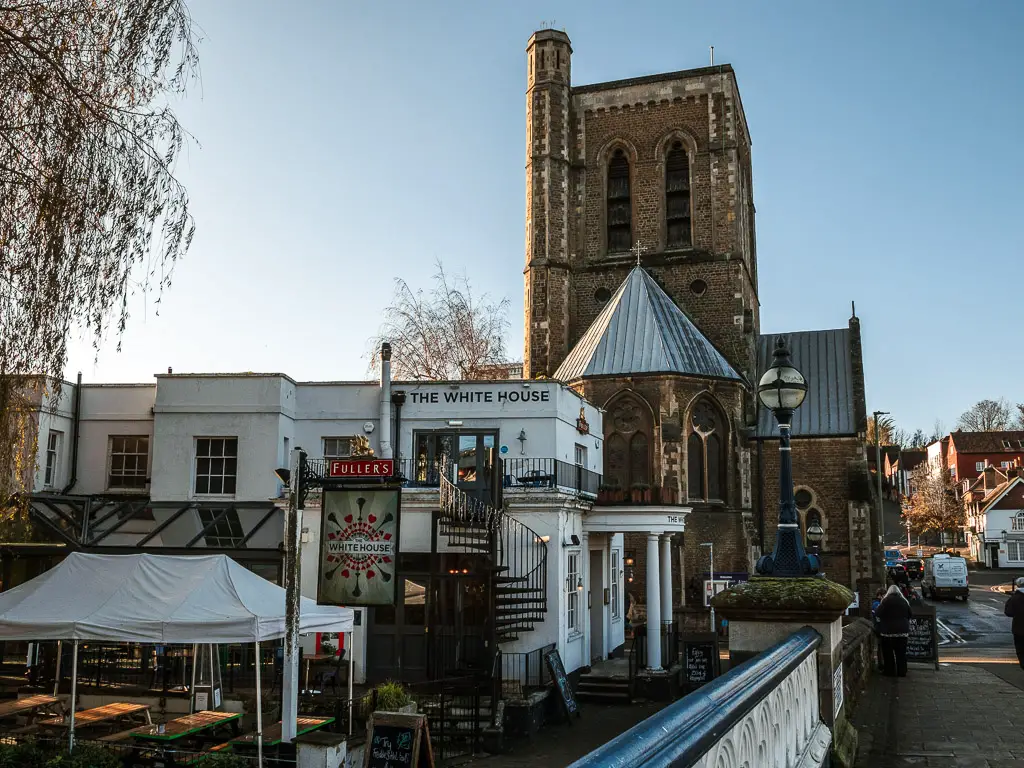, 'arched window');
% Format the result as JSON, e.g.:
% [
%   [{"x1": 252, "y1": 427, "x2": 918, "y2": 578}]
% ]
[
  {"x1": 665, "y1": 141, "x2": 691, "y2": 248},
  {"x1": 603, "y1": 393, "x2": 652, "y2": 488},
  {"x1": 795, "y1": 487, "x2": 827, "y2": 547},
  {"x1": 687, "y1": 399, "x2": 726, "y2": 502},
  {"x1": 607, "y1": 149, "x2": 631, "y2": 253}
]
